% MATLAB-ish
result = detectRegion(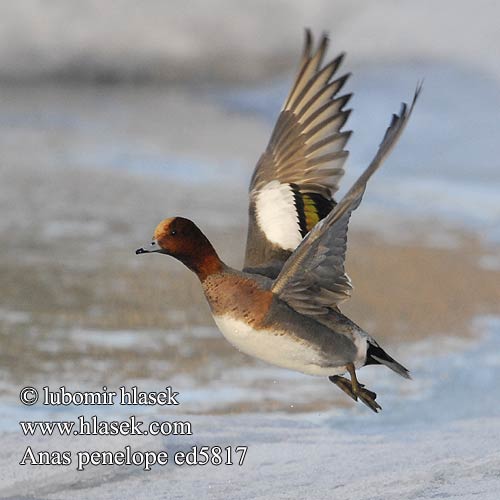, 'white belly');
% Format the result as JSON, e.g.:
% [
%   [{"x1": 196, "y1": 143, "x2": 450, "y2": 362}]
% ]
[{"x1": 212, "y1": 314, "x2": 347, "y2": 376}]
